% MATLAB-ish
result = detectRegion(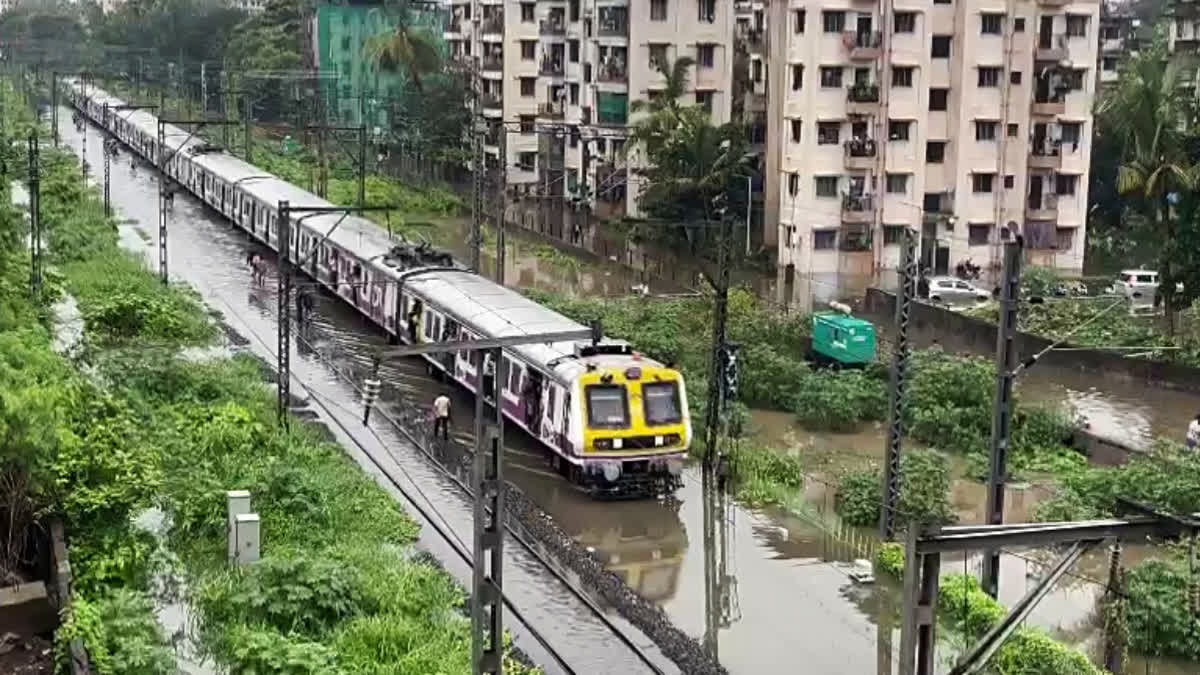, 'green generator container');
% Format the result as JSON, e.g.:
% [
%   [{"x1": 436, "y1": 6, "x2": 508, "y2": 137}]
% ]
[{"x1": 811, "y1": 313, "x2": 876, "y2": 366}]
